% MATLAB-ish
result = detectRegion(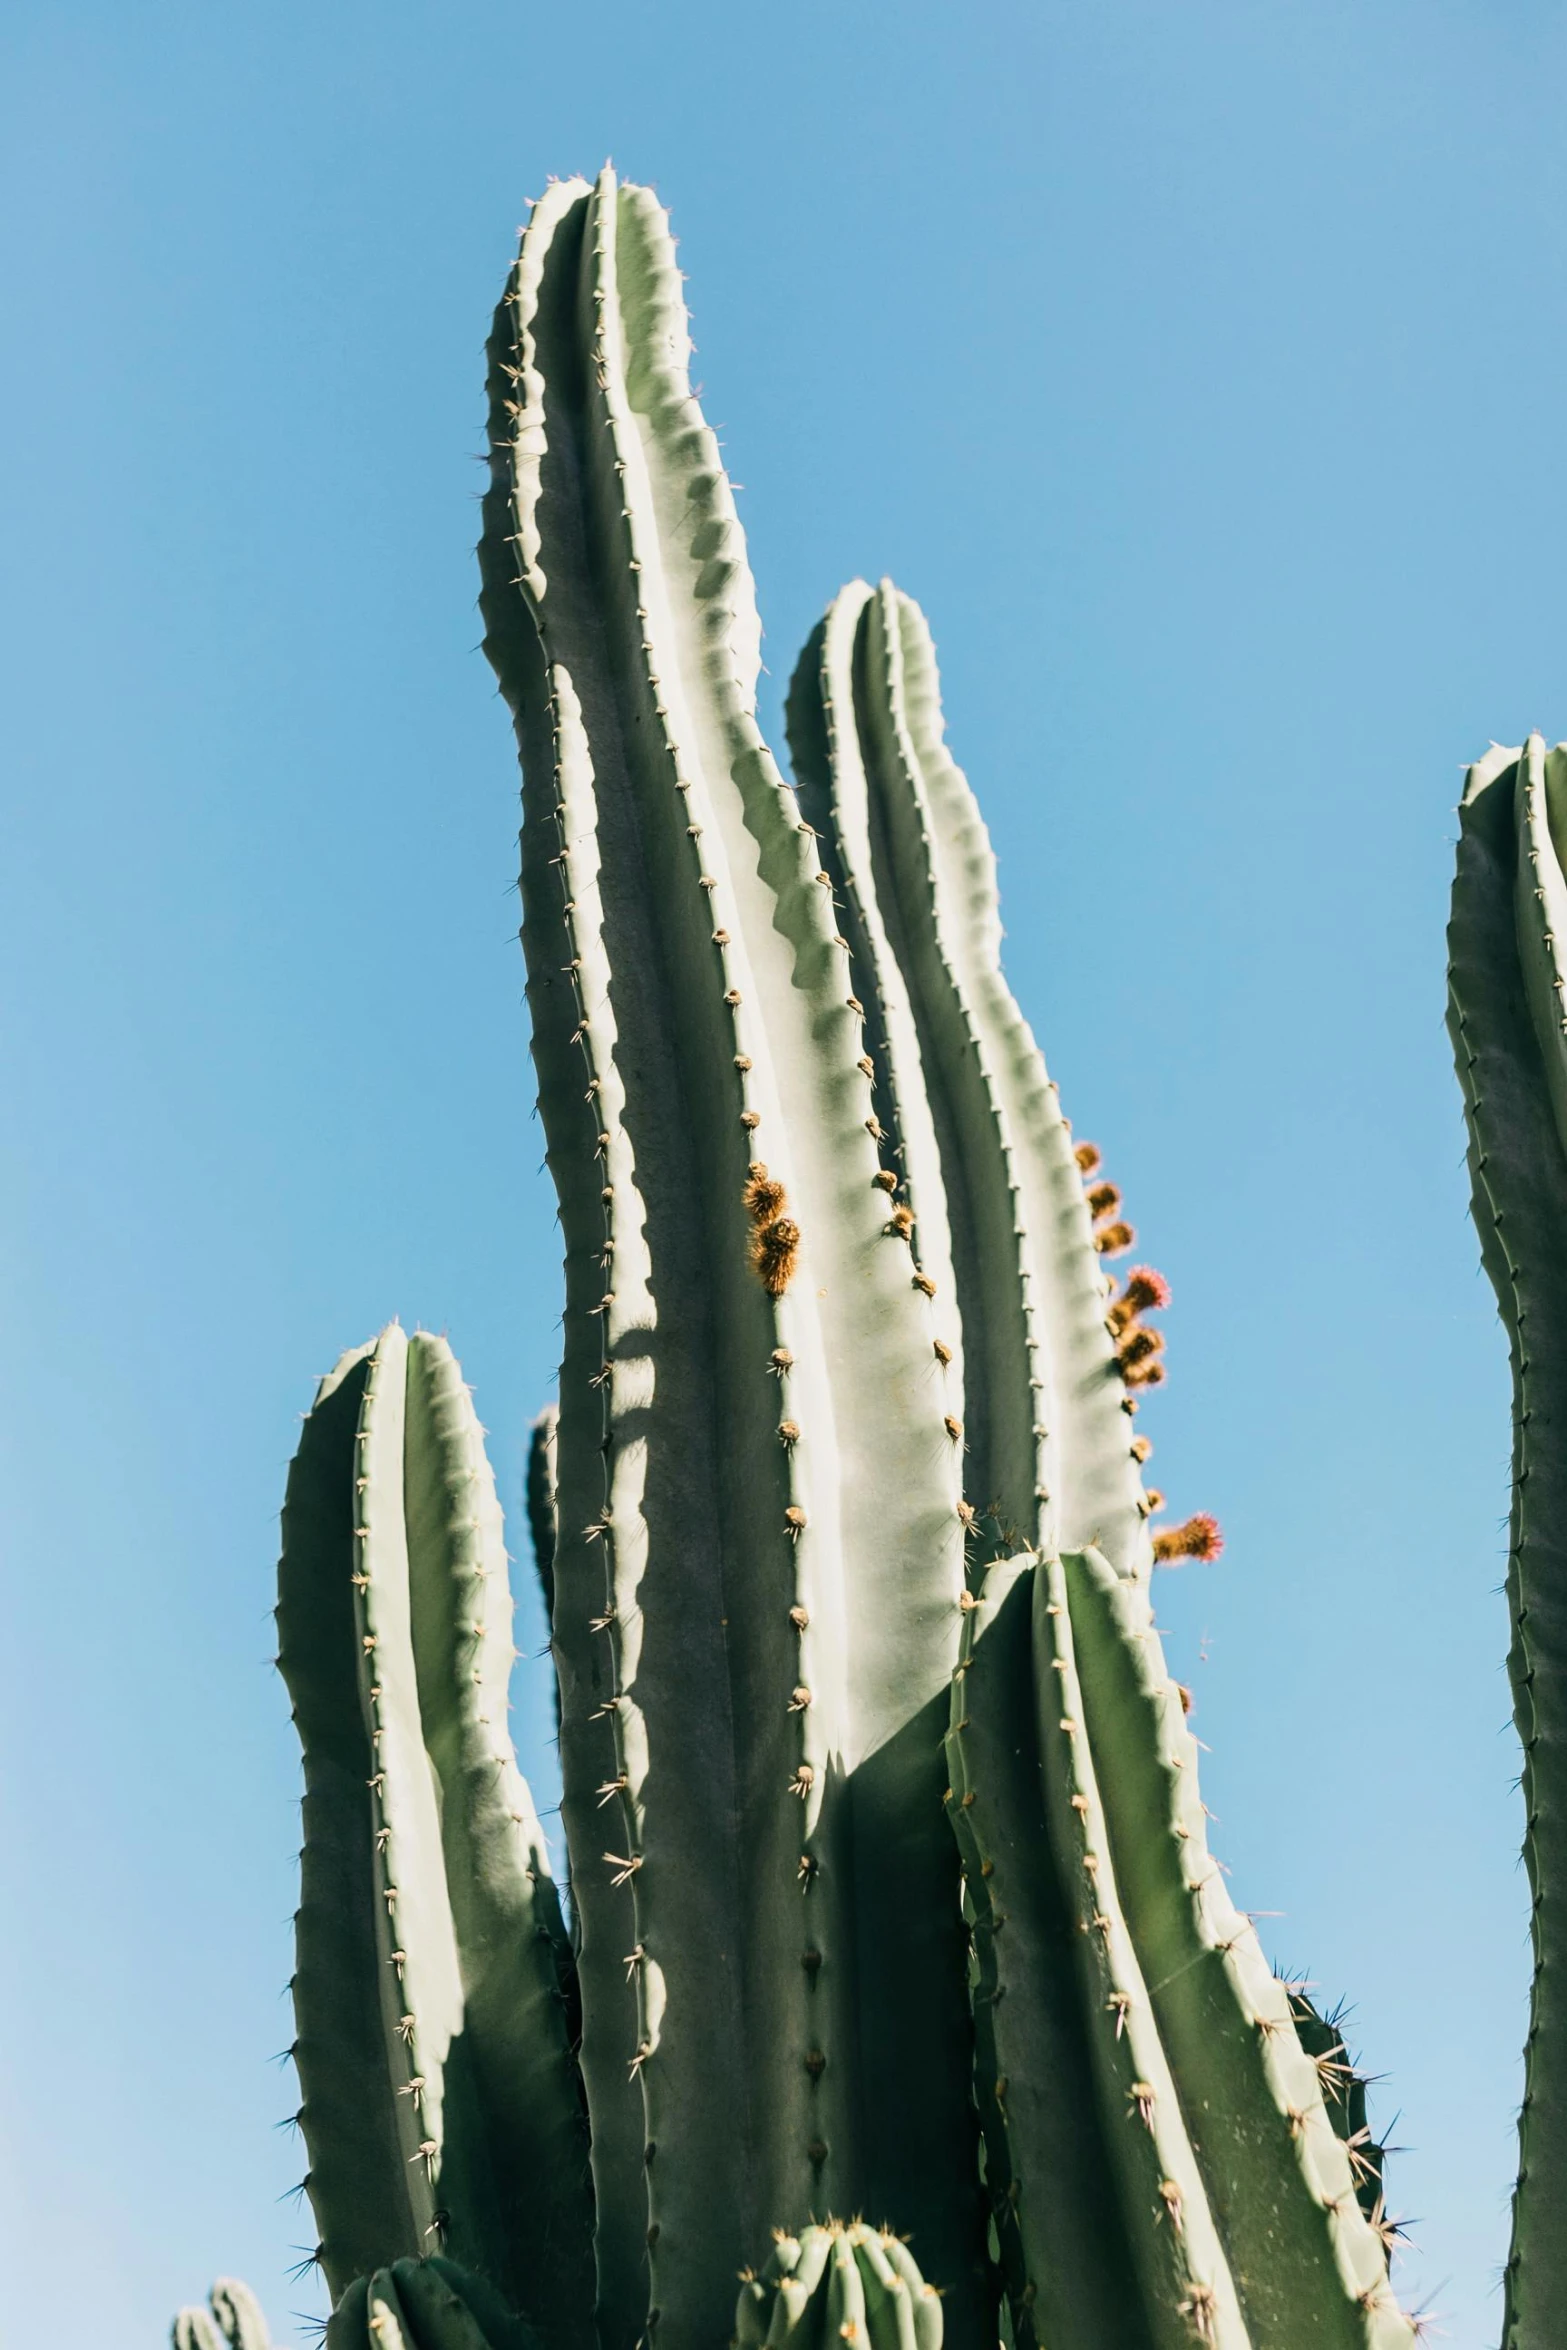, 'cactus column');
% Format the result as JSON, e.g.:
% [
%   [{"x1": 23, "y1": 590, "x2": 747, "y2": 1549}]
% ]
[
  {"x1": 1449, "y1": 735, "x2": 1567, "y2": 2350},
  {"x1": 479, "y1": 170, "x2": 987, "y2": 2350}
]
